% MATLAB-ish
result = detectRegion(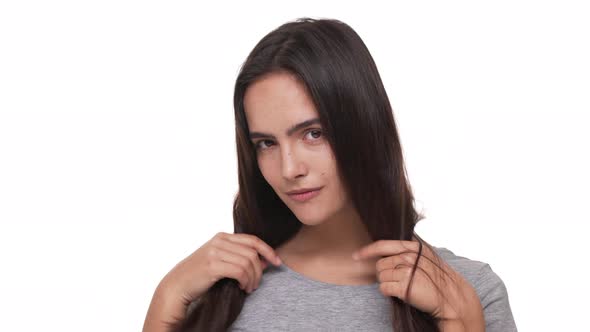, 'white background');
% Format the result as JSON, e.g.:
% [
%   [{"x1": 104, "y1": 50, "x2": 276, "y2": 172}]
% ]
[{"x1": 1, "y1": 1, "x2": 588, "y2": 331}]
